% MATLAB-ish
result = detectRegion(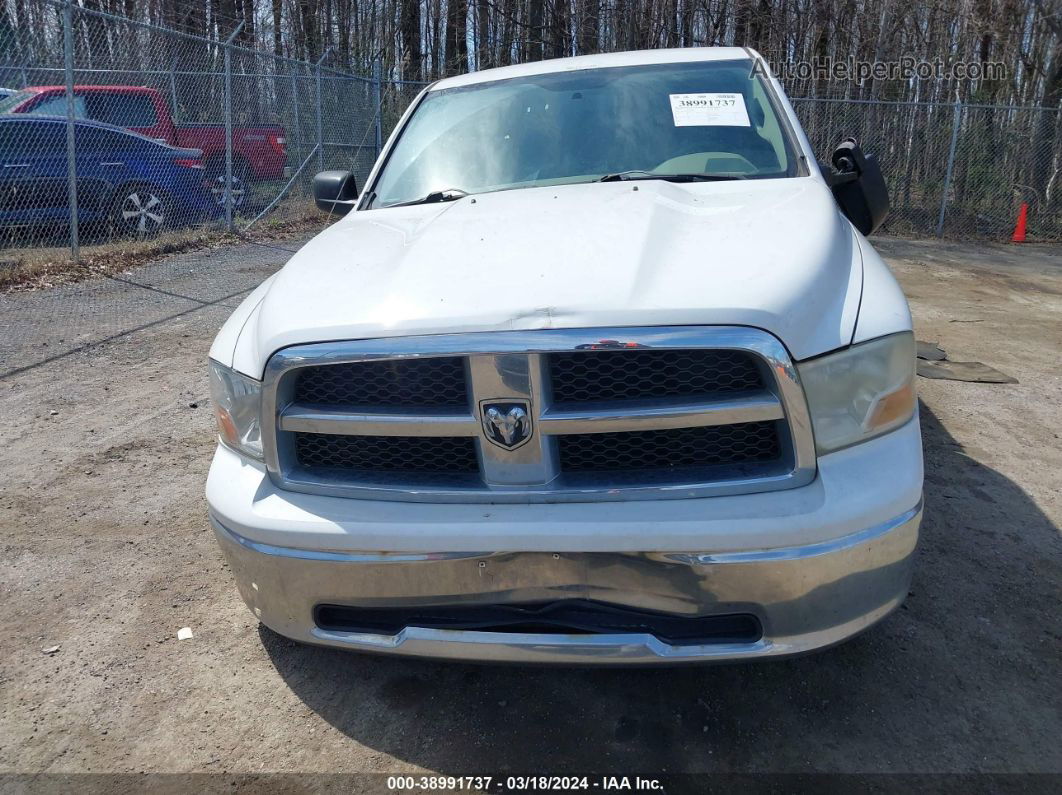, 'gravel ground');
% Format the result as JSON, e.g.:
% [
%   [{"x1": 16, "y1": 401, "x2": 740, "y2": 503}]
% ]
[{"x1": 0, "y1": 236, "x2": 1059, "y2": 785}]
